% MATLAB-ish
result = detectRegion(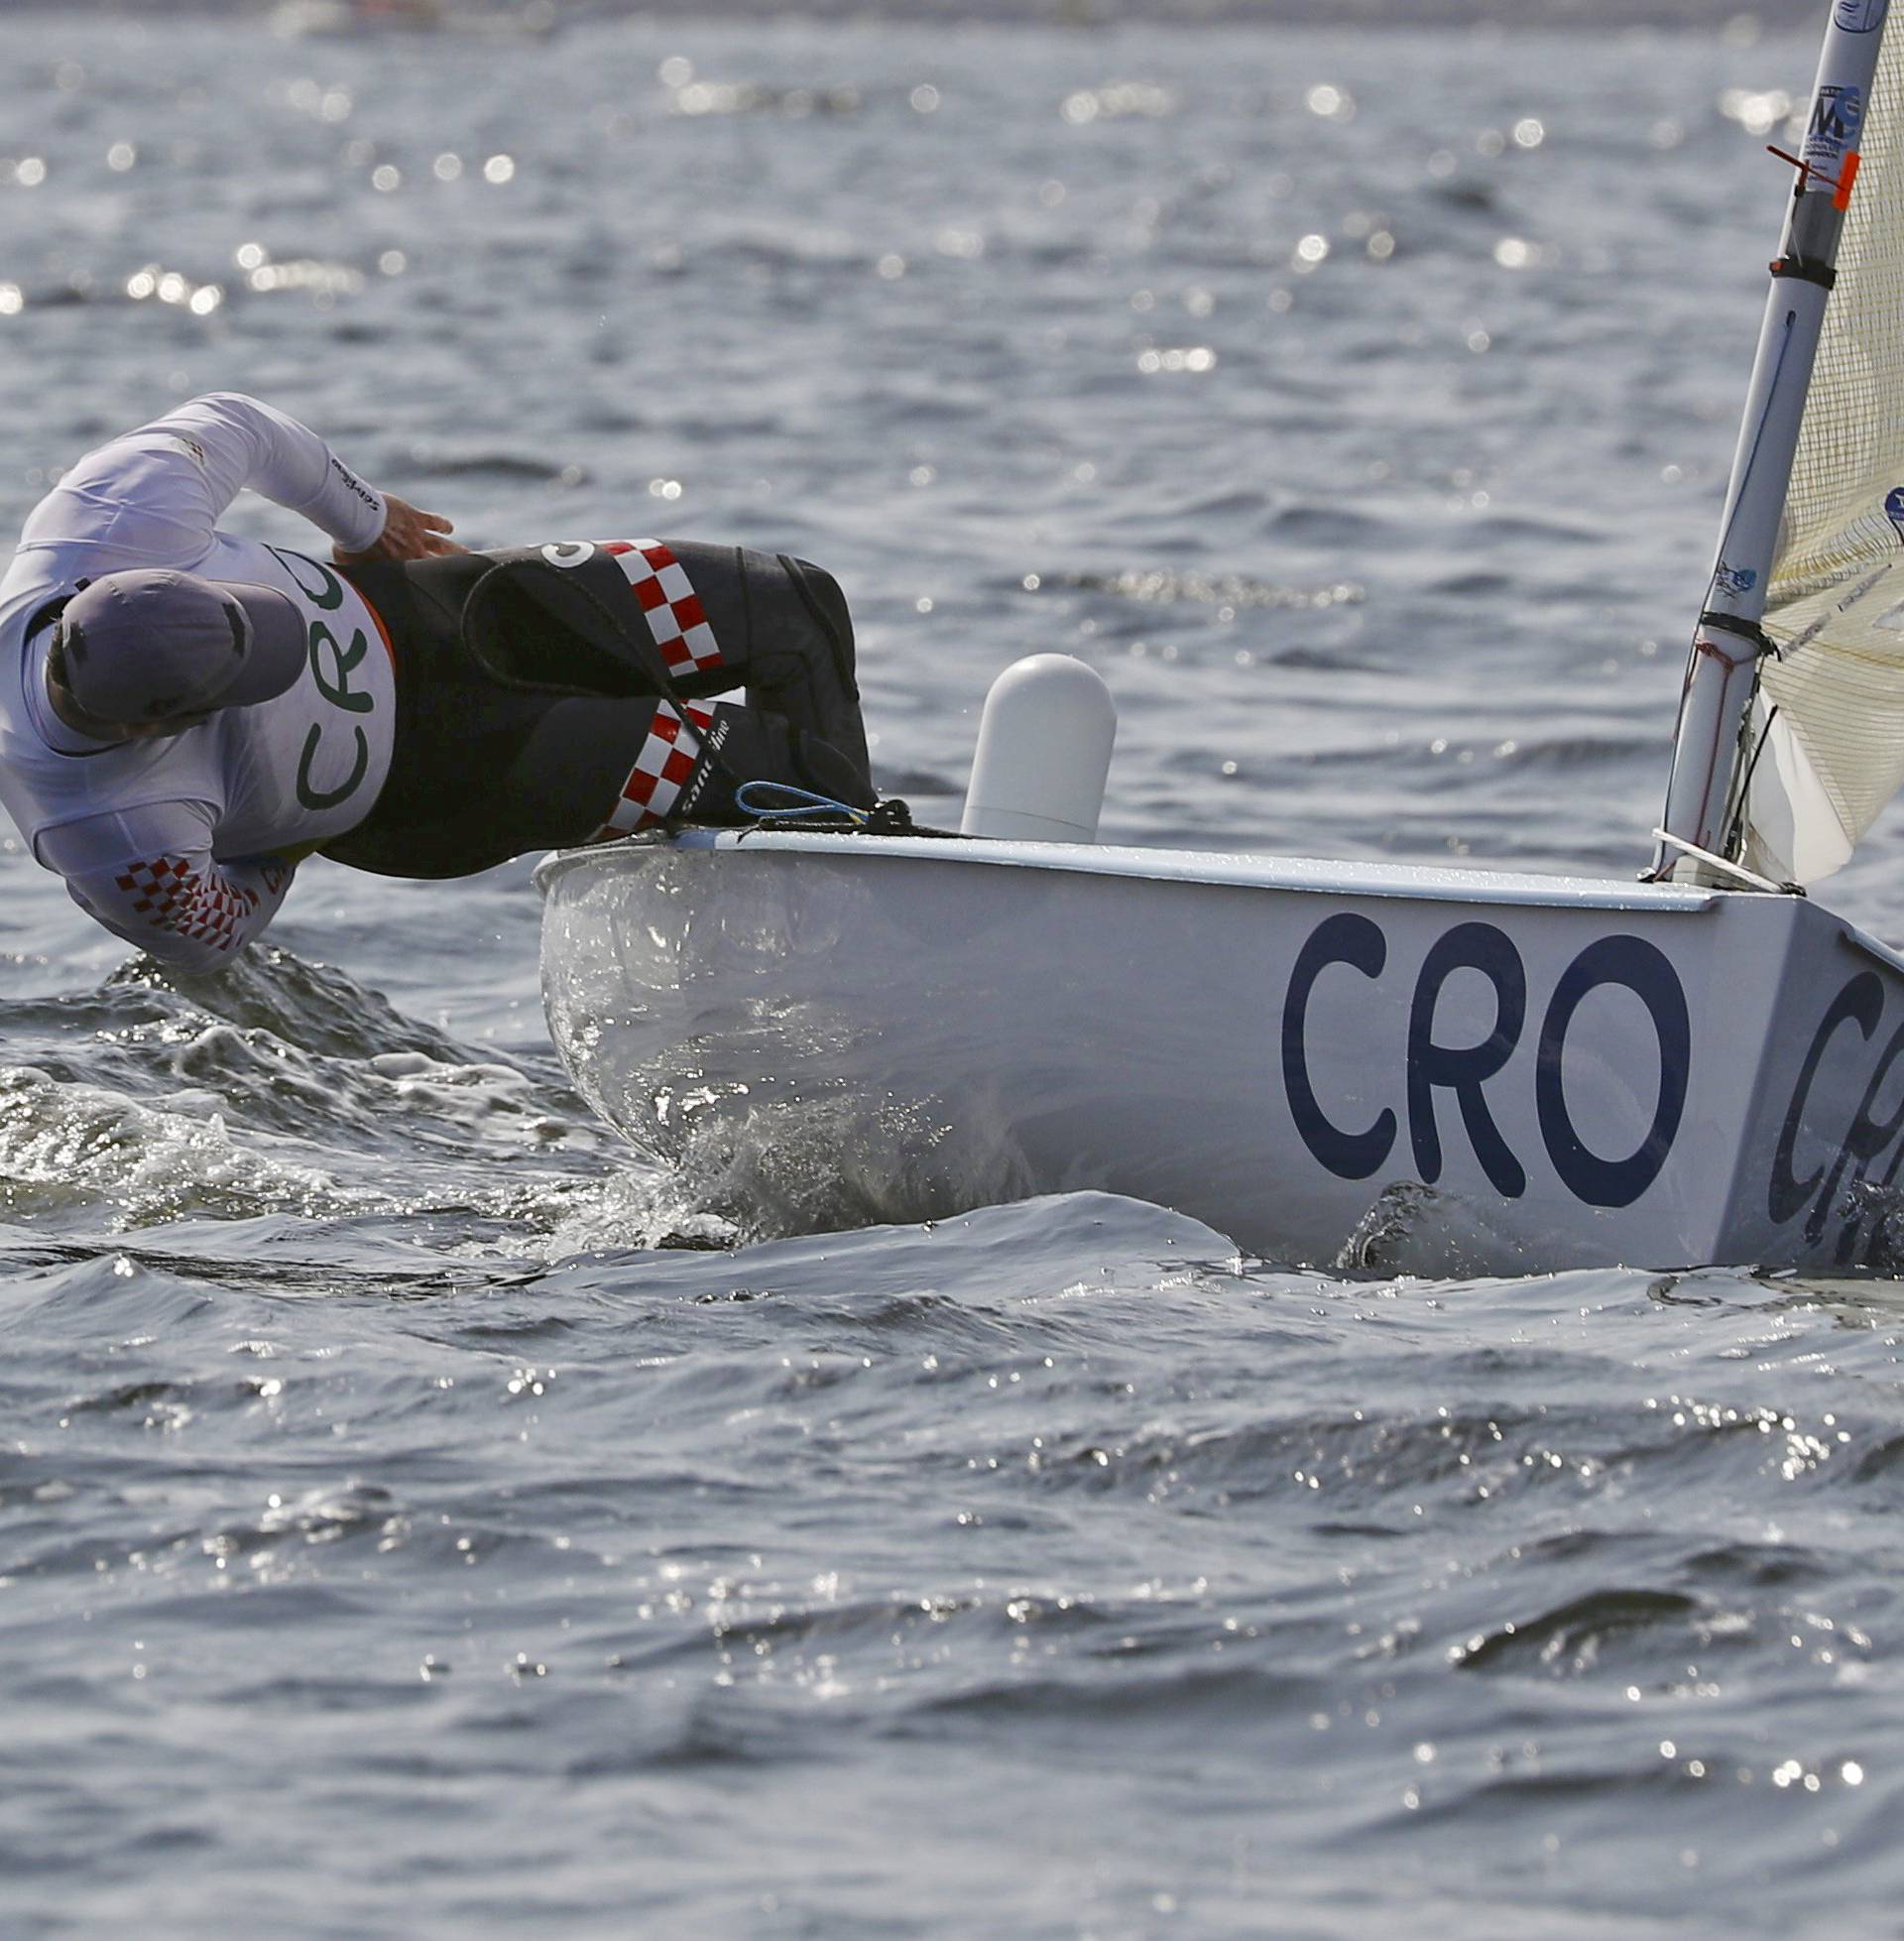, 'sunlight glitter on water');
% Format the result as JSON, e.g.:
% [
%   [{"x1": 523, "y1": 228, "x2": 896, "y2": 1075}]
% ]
[{"x1": 4, "y1": 8, "x2": 1904, "y2": 1935}]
